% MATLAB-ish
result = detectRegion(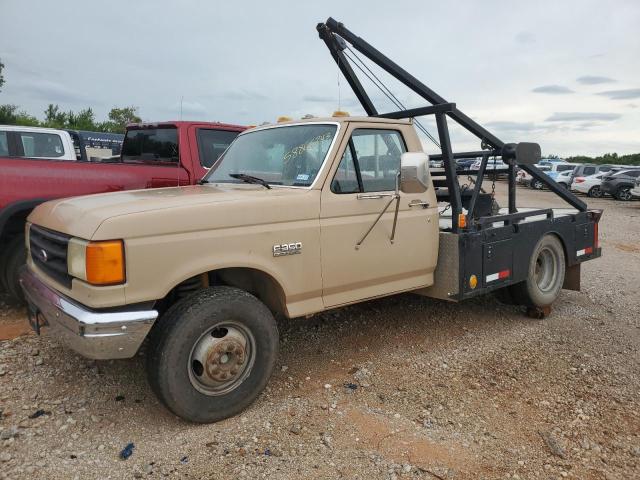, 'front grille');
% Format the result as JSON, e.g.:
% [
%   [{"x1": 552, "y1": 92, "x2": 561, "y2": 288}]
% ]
[{"x1": 30, "y1": 225, "x2": 72, "y2": 288}]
